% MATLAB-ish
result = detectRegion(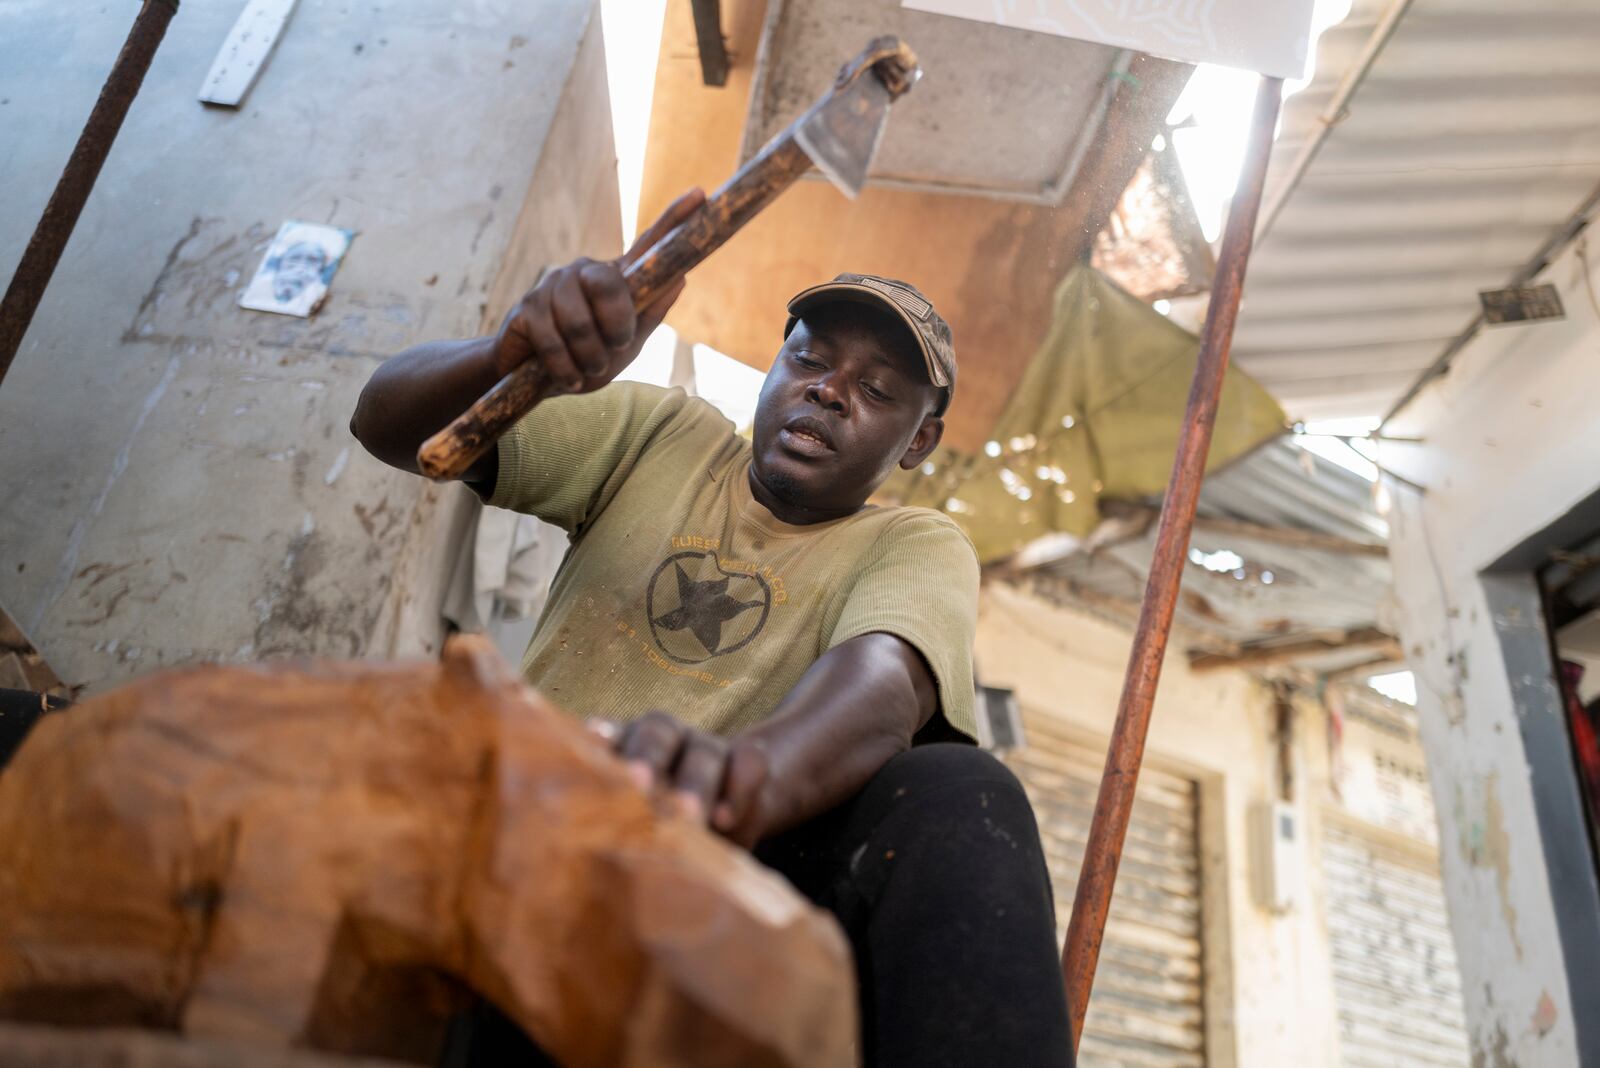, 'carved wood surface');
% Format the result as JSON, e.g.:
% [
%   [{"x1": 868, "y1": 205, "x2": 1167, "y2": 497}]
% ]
[
  {"x1": 0, "y1": 1022, "x2": 412, "y2": 1068},
  {"x1": 0, "y1": 636, "x2": 855, "y2": 1067}
]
